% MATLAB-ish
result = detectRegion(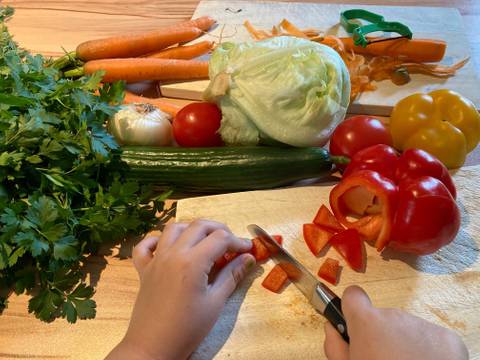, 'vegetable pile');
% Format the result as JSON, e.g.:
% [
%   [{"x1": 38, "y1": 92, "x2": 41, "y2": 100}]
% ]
[{"x1": 0, "y1": 7, "x2": 165, "y2": 322}]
